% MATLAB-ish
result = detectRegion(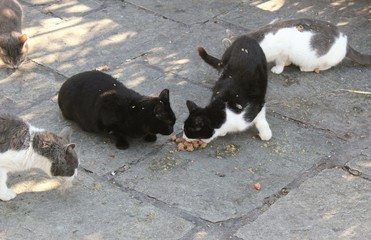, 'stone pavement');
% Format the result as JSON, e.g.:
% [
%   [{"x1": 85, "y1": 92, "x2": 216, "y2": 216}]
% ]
[{"x1": 0, "y1": 0, "x2": 370, "y2": 239}]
